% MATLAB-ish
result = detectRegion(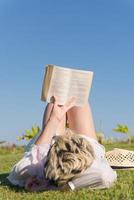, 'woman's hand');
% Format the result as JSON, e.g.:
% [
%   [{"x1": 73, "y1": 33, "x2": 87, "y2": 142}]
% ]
[
  {"x1": 49, "y1": 96, "x2": 76, "y2": 123},
  {"x1": 35, "y1": 96, "x2": 76, "y2": 145}
]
